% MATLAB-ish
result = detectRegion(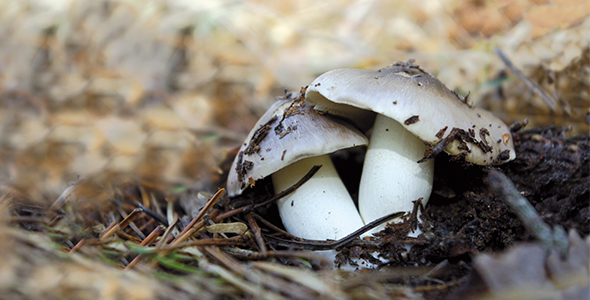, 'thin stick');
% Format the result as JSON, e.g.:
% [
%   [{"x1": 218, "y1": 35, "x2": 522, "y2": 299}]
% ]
[
  {"x1": 114, "y1": 206, "x2": 146, "y2": 240},
  {"x1": 253, "y1": 213, "x2": 303, "y2": 241},
  {"x1": 151, "y1": 216, "x2": 179, "y2": 260},
  {"x1": 99, "y1": 219, "x2": 119, "y2": 241},
  {"x1": 167, "y1": 238, "x2": 248, "y2": 250},
  {"x1": 100, "y1": 208, "x2": 144, "y2": 242},
  {"x1": 251, "y1": 165, "x2": 321, "y2": 210},
  {"x1": 119, "y1": 208, "x2": 143, "y2": 230},
  {"x1": 124, "y1": 225, "x2": 165, "y2": 271},
  {"x1": 69, "y1": 238, "x2": 86, "y2": 254},
  {"x1": 215, "y1": 165, "x2": 322, "y2": 222},
  {"x1": 266, "y1": 211, "x2": 405, "y2": 250},
  {"x1": 494, "y1": 47, "x2": 560, "y2": 113},
  {"x1": 169, "y1": 189, "x2": 224, "y2": 248},
  {"x1": 485, "y1": 169, "x2": 567, "y2": 256},
  {"x1": 133, "y1": 202, "x2": 168, "y2": 225},
  {"x1": 247, "y1": 213, "x2": 267, "y2": 255}
]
